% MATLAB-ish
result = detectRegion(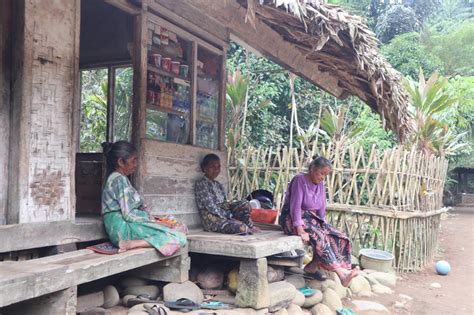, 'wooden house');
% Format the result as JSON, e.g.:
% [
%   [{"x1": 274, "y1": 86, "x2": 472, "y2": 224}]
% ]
[{"x1": 0, "y1": 0, "x2": 411, "y2": 313}]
